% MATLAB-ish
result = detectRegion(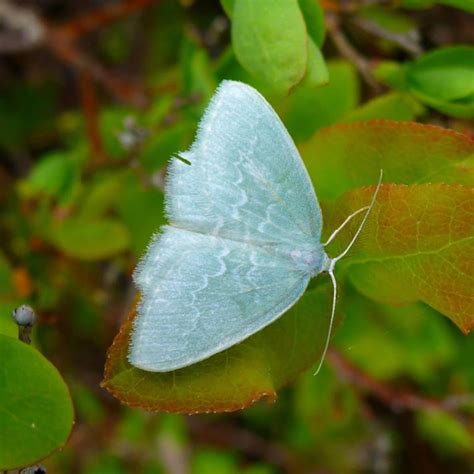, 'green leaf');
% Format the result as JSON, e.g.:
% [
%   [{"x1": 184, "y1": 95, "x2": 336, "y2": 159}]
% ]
[
  {"x1": 70, "y1": 381, "x2": 105, "y2": 426},
  {"x1": 116, "y1": 175, "x2": 165, "y2": 256},
  {"x1": 378, "y1": 47, "x2": 474, "y2": 118},
  {"x1": 181, "y1": 37, "x2": 217, "y2": 101},
  {"x1": 232, "y1": 0, "x2": 308, "y2": 94},
  {"x1": 19, "y1": 152, "x2": 79, "y2": 204},
  {"x1": 102, "y1": 284, "x2": 334, "y2": 413},
  {"x1": 0, "y1": 82, "x2": 56, "y2": 150},
  {"x1": 300, "y1": 38, "x2": 328, "y2": 89},
  {"x1": 214, "y1": 47, "x2": 272, "y2": 93},
  {"x1": 143, "y1": 94, "x2": 174, "y2": 128},
  {"x1": 104, "y1": 122, "x2": 473, "y2": 414},
  {"x1": 416, "y1": 410, "x2": 473, "y2": 454},
  {"x1": 0, "y1": 302, "x2": 20, "y2": 338},
  {"x1": 50, "y1": 218, "x2": 130, "y2": 260},
  {"x1": 439, "y1": 0, "x2": 474, "y2": 12},
  {"x1": 78, "y1": 171, "x2": 127, "y2": 219},
  {"x1": 0, "y1": 253, "x2": 15, "y2": 297},
  {"x1": 0, "y1": 334, "x2": 74, "y2": 470},
  {"x1": 401, "y1": 0, "x2": 435, "y2": 7},
  {"x1": 99, "y1": 107, "x2": 134, "y2": 159},
  {"x1": 324, "y1": 184, "x2": 473, "y2": 333},
  {"x1": 335, "y1": 290, "x2": 456, "y2": 381},
  {"x1": 140, "y1": 122, "x2": 194, "y2": 173},
  {"x1": 301, "y1": 120, "x2": 474, "y2": 199},
  {"x1": 220, "y1": 0, "x2": 235, "y2": 17},
  {"x1": 406, "y1": 46, "x2": 474, "y2": 118},
  {"x1": 191, "y1": 449, "x2": 238, "y2": 474},
  {"x1": 359, "y1": 6, "x2": 416, "y2": 33},
  {"x1": 342, "y1": 92, "x2": 424, "y2": 123},
  {"x1": 0, "y1": 255, "x2": 20, "y2": 338},
  {"x1": 84, "y1": 454, "x2": 127, "y2": 474},
  {"x1": 402, "y1": 0, "x2": 474, "y2": 12},
  {"x1": 373, "y1": 60, "x2": 408, "y2": 90},
  {"x1": 407, "y1": 46, "x2": 474, "y2": 102},
  {"x1": 298, "y1": 0, "x2": 325, "y2": 47},
  {"x1": 282, "y1": 61, "x2": 359, "y2": 143}
]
